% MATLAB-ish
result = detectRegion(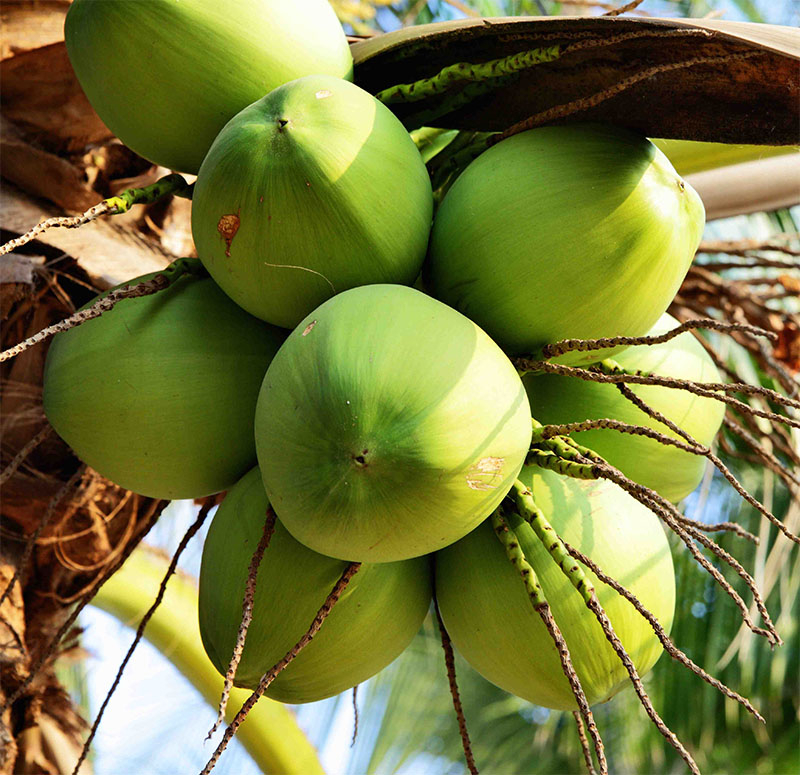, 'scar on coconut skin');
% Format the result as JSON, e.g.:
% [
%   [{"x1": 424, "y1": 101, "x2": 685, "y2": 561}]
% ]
[
  {"x1": 263, "y1": 261, "x2": 336, "y2": 294},
  {"x1": 217, "y1": 213, "x2": 240, "y2": 257},
  {"x1": 302, "y1": 320, "x2": 317, "y2": 336},
  {"x1": 466, "y1": 456, "x2": 504, "y2": 491}
]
